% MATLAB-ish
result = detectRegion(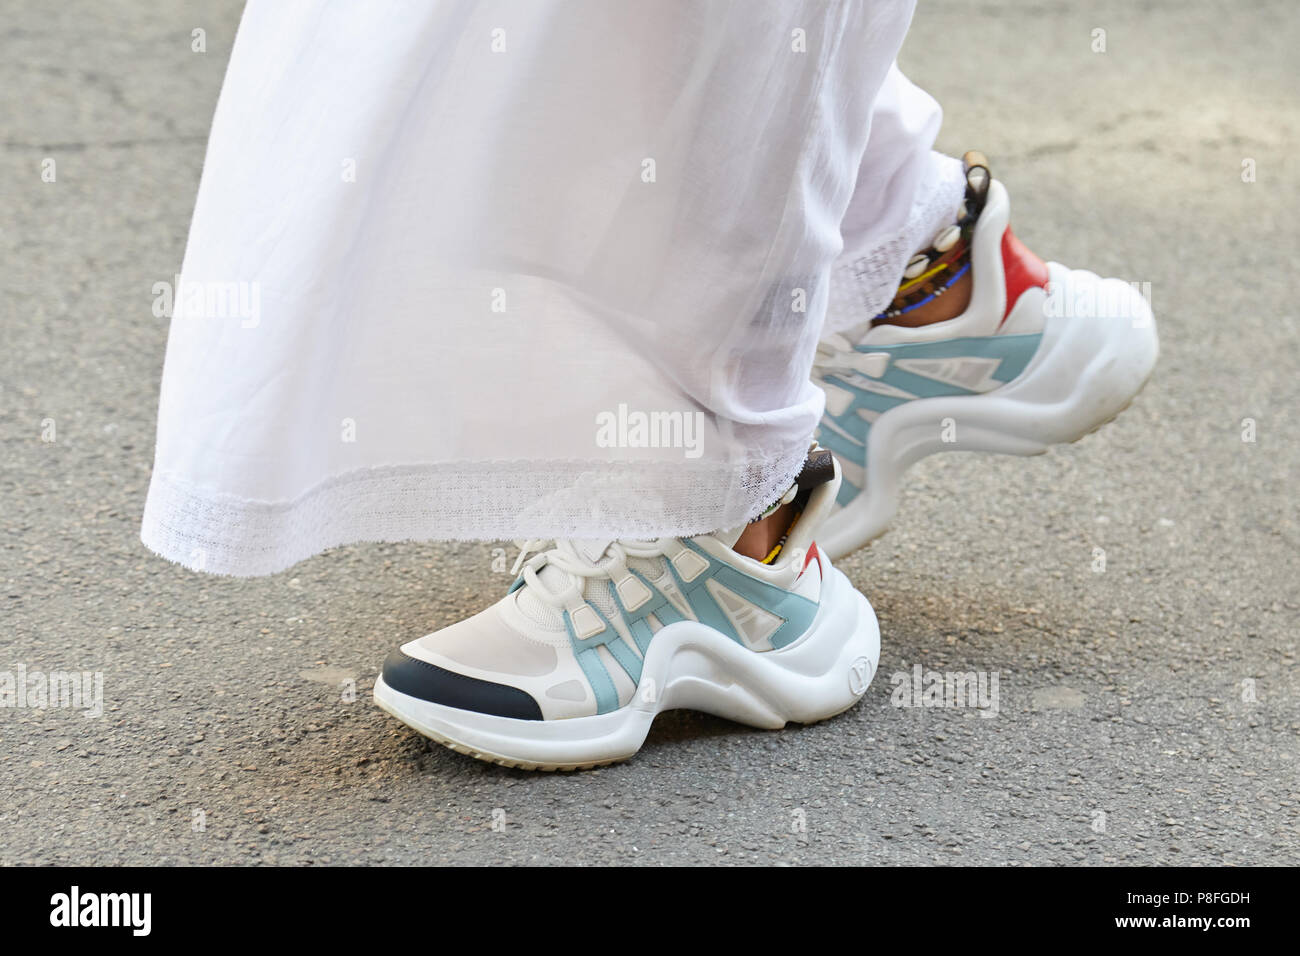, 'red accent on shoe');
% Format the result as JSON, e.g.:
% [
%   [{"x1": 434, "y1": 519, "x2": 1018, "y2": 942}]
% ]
[
  {"x1": 798, "y1": 541, "x2": 821, "y2": 580},
  {"x1": 1000, "y1": 226, "x2": 1049, "y2": 324}
]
